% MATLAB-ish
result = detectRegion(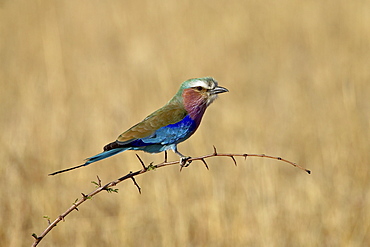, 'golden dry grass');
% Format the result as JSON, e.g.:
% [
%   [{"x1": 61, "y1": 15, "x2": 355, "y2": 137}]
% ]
[{"x1": 1, "y1": 0, "x2": 369, "y2": 246}]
